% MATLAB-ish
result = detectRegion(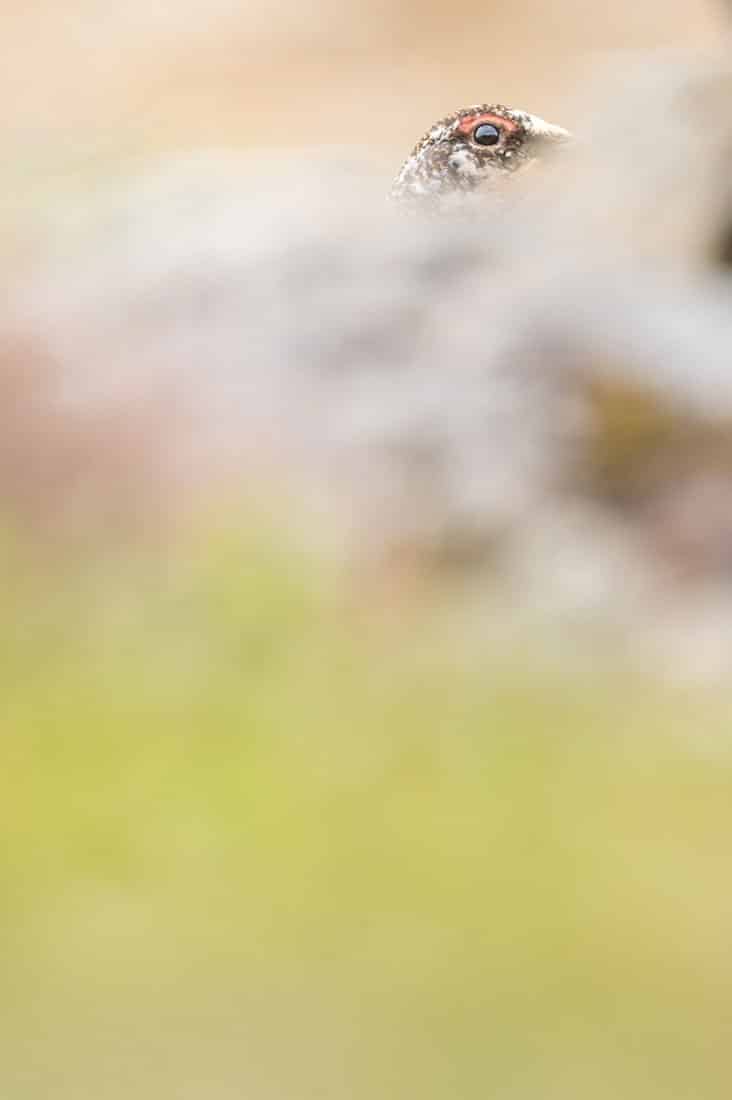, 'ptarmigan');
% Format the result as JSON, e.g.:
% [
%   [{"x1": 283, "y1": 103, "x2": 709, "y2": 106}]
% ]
[{"x1": 392, "y1": 103, "x2": 571, "y2": 210}]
